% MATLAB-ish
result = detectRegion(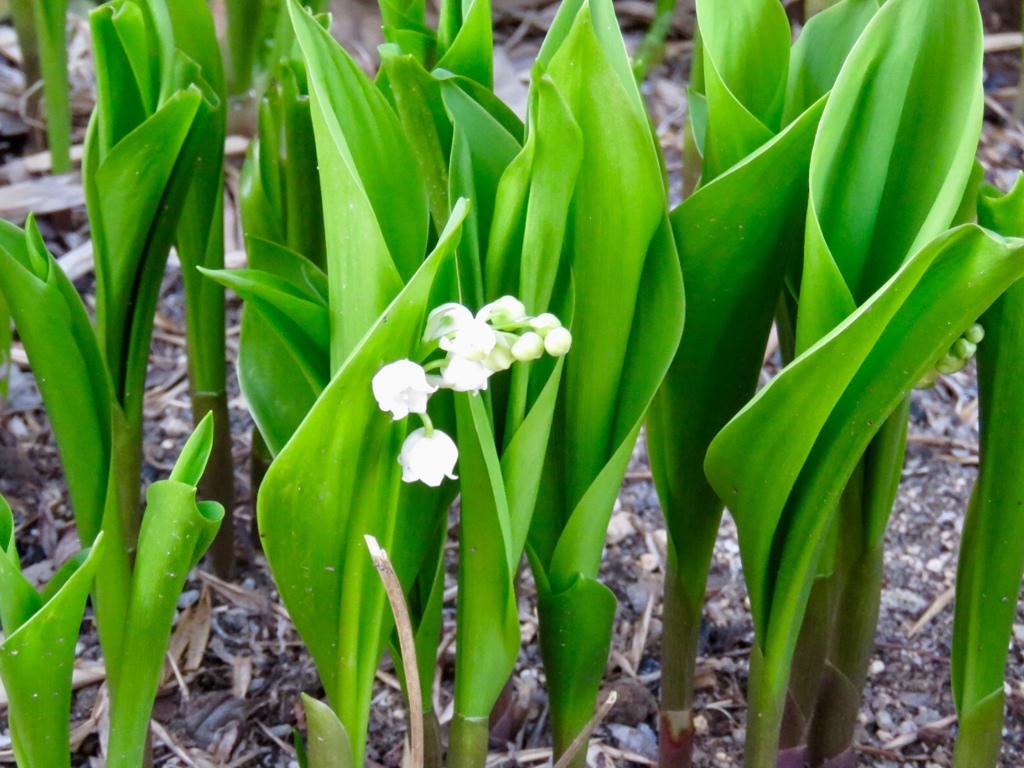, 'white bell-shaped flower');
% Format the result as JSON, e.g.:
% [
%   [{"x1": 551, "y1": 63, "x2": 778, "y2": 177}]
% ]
[
  {"x1": 477, "y1": 296, "x2": 527, "y2": 326},
  {"x1": 439, "y1": 318, "x2": 497, "y2": 361},
  {"x1": 371, "y1": 360, "x2": 438, "y2": 420},
  {"x1": 424, "y1": 303, "x2": 474, "y2": 343},
  {"x1": 399, "y1": 427, "x2": 458, "y2": 486},
  {"x1": 440, "y1": 353, "x2": 493, "y2": 394}
]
